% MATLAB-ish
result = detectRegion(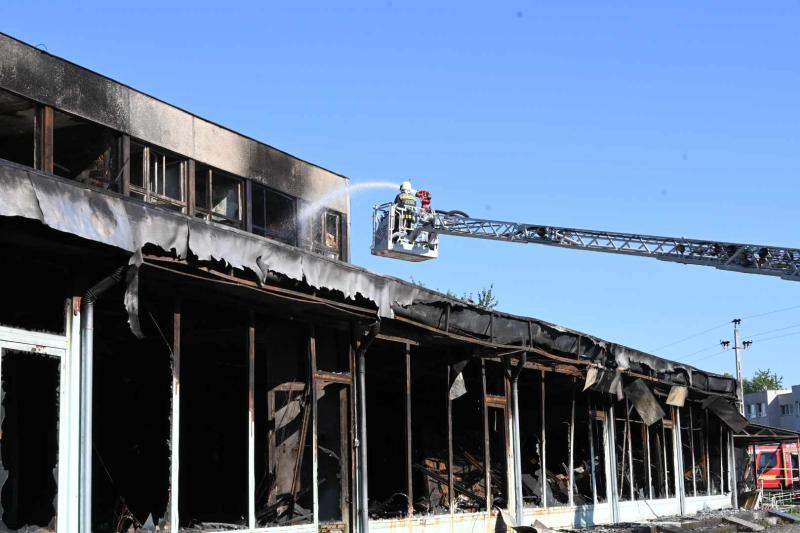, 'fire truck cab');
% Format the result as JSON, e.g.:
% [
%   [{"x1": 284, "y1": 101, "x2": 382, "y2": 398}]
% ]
[{"x1": 754, "y1": 442, "x2": 800, "y2": 490}]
